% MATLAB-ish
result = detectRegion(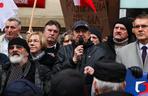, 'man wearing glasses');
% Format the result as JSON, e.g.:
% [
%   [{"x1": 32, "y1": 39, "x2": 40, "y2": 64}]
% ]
[
  {"x1": 116, "y1": 13, "x2": 148, "y2": 72},
  {"x1": 53, "y1": 20, "x2": 107, "y2": 96}
]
